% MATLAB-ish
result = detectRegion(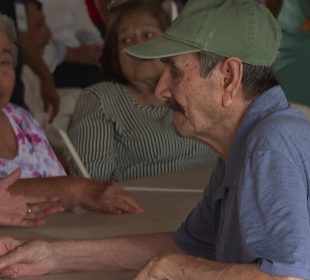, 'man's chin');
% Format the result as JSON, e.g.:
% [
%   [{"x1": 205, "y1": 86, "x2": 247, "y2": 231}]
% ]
[{"x1": 173, "y1": 114, "x2": 193, "y2": 138}]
